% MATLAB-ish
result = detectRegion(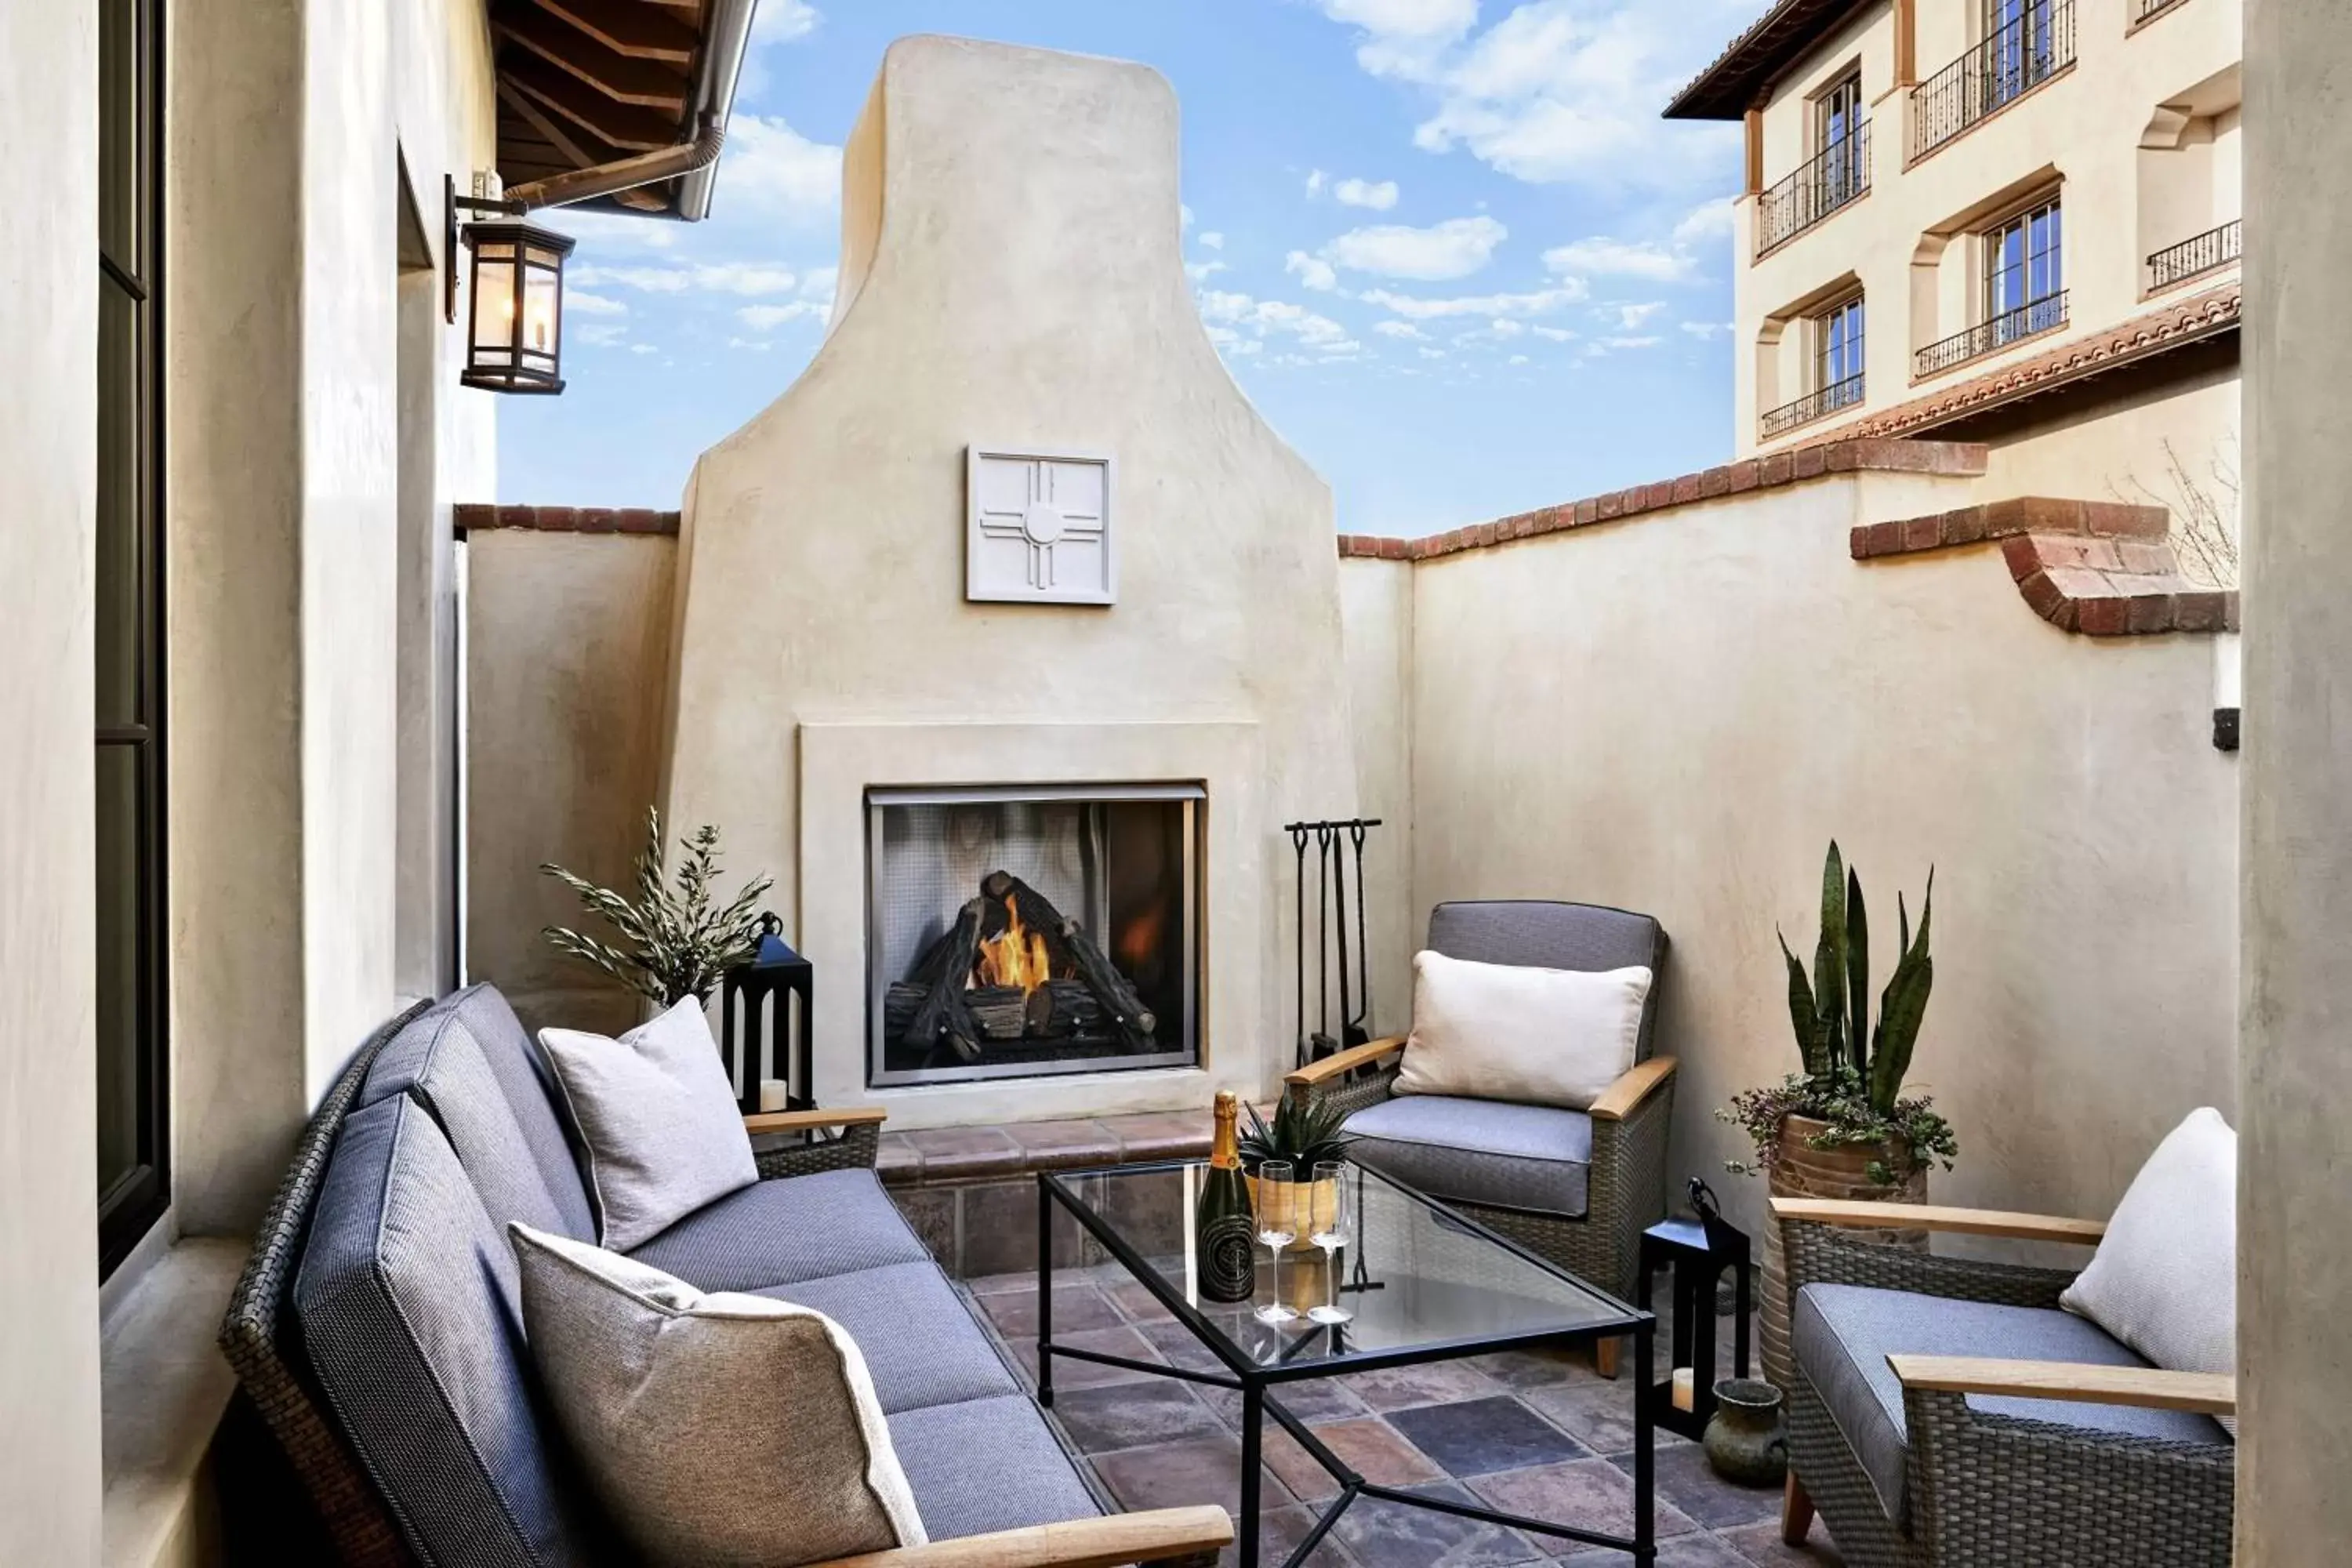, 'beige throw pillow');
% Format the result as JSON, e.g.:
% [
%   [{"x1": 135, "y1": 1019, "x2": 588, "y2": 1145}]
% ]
[
  {"x1": 1394, "y1": 949, "x2": 1650, "y2": 1111},
  {"x1": 538, "y1": 998, "x2": 758, "y2": 1251},
  {"x1": 2060, "y1": 1106, "x2": 2238, "y2": 1436},
  {"x1": 510, "y1": 1224, "x2": 927, "y2": 1567}
]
